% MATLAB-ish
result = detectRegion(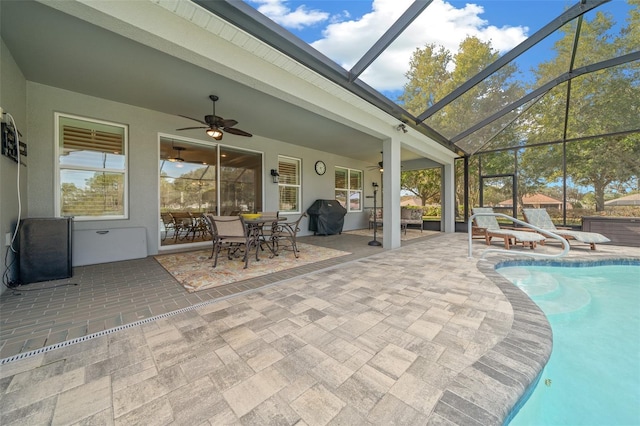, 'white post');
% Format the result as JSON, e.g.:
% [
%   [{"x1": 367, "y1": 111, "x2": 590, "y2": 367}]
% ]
[
  {"x1": 382, "y1": 137, "x2": 402, "y2": 249},
  {"x1": 442, "y1": 162, "x2": 455, "y2": 233}
]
